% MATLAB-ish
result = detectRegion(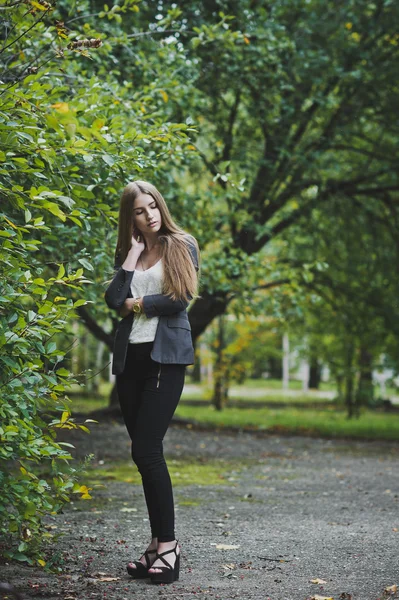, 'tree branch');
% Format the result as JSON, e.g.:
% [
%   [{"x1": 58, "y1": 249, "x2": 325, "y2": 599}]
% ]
[
  {"x1": 221, "y1": 89, "x2": 241, "y2": 165},
  {"x1": 328, "y1": 144, "x2": 398, "y2": 164},
  {"x1": 76, "y1": 306, "x2": 114, "y2": 349},
  {"x1": 252, "y1": 278, "x2": 291, "y2": 292}
]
